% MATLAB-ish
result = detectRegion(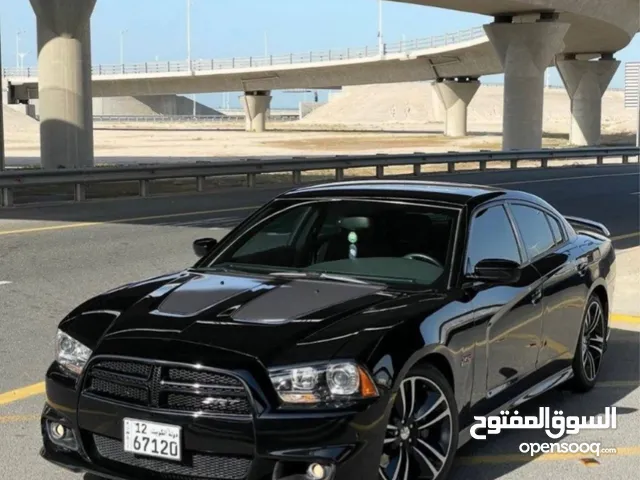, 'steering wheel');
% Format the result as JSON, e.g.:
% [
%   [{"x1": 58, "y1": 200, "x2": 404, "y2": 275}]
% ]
[{"x1": 403, "y1": 253, "x2": 444, "y2": 269}]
